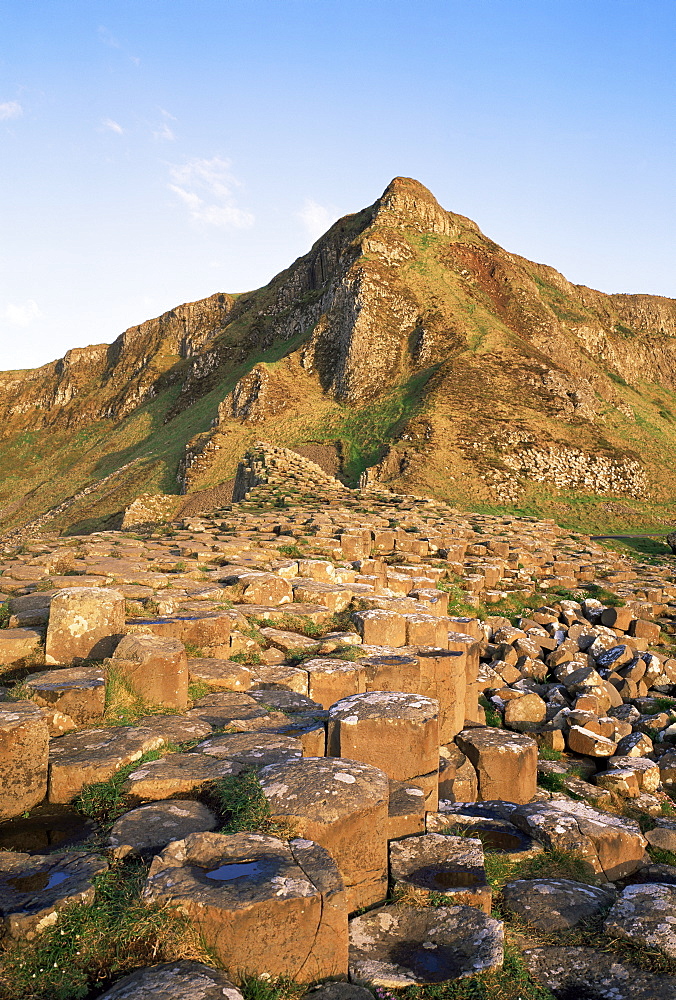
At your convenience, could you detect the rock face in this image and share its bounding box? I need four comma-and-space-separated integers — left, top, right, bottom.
4, 178, 676, 536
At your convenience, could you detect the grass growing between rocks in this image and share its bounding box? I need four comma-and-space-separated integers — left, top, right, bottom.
0, 859, 211, 1000
212, 769, 295, 838
104, 666, 178, 726
74, 749, 165, 827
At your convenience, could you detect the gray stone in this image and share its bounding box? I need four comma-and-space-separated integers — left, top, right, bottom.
604, 883, 676, 958
389, 832, 491, 913
96, 961, 244, 1000
645, 820, 676, 852
348, 903, 503, 986
107, 800, 218, 859
122, 753, 244, 801
511, 799, 647, 879
196, 732, 303, 769
0, 849, 108, 939
522, 945, 676, 999
502, 878, 616, 930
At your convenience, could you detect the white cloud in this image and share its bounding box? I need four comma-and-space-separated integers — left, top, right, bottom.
298, 198, 337, 240
168, 157, 254, 229
153, 122, 175, 141
3, 300, 42, 327
102, 118, 124, 135
0, 101, 22, 121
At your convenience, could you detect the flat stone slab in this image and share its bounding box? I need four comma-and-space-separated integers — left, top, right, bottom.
185, 692, 271, 729
0, 849, 108, 939
390, 833, 491, 913
107, 800, 218, 859
196, 732, 303, 768
123, 753, 244, 801
348, 903, 503, 986
604, 883, 676, 958
511, 799, 647, 880
502, 878, 616, 930
96, 961, 244, 1000
48, 725, 167, 802
248, 689, 324, 715
522, 945, 676, 1000
188, 658, 253, 691
143, 831, 347, 982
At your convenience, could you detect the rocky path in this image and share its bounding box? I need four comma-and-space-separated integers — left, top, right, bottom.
0, 444, 674, 999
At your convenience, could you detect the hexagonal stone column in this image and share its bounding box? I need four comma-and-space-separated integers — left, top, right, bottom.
389, 833, 492, 913
417, 649, 467, 742
348, 903, 504, 985
143, 831, 348, 981
259, 757, 389, 911
304, 658, 365, 709
328, 692, 439, 810
110, 633, 188, 709
45, 587, 125, 665
0, 702, 49, 820
360, 653, 420, 693
455, 728, 537, 804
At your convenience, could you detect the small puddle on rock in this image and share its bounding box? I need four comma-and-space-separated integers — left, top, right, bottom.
473, 828, 524, 852
430, 869, 482, 889
0, 804, 95, 854
205, 860, 264, 881
6, 870, 70, 893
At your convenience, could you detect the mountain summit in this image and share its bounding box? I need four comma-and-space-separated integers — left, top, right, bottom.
2, 177, 676, 536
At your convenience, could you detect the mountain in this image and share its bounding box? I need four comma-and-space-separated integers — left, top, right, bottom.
2, 176, 676, 537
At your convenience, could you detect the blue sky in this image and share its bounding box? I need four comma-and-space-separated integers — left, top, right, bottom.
2, 0, 676, 370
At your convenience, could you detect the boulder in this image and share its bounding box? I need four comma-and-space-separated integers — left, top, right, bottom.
502, 878, 616, 930
0, 701, 49, 819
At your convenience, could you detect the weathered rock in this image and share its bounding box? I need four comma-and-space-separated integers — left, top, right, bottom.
123, 753, 244, 801
328, 691, 439, 809
502, 878, 616, 930
348, 903, 503, 985
0, 701, 49, 819
645, 820, 676, 852
143, 832, 348, 981
188, 657, 253, 691
512, 799, 647, 880
522, 945, 676, 999
417, 649, 467, 742
426, 810, 543, 860
259, 757, 389, 911
96, 961, 244, 1000
45, 587, 124, 665
0, 627, 44, 667
48, 725, 166, 802
0, 849, 108, 939
604, 883, 676, 958
387, 779, 426, 839
24, 665, 105, 727
186, 691, 270, 730
455, 727, 537, 804
390, 832, 491, 913
196, 732, 303, 768
107, 800, 218, 859
110, 634, 188, 709
503, 692, 546, 732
